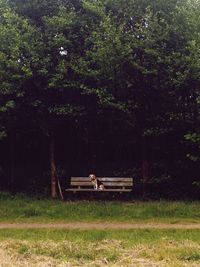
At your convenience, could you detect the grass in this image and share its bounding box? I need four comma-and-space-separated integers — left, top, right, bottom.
0, 192, 200, 223
1, 192, 200, 266
1, 228, 200, 243
0, 228, 200, 266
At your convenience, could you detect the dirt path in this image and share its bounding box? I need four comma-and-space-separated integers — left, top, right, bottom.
0, 222, 200, 230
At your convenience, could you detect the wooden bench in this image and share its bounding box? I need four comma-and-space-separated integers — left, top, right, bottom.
65, 177, 133, 193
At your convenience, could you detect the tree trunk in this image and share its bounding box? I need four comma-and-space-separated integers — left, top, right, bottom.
141, 135, 149, 197
9, 131, 15, 192
49, 129, 57, 198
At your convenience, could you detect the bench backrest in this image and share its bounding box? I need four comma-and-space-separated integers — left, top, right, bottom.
70, 177, 133, 190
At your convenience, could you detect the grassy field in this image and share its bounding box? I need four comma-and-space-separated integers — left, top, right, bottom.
0, 228, 200, 266
0, 193, 200, 223
1, 193, 200, 266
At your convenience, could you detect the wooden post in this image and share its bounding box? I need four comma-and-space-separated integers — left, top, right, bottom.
49, 129, 57, 199
58, 178, 64, 201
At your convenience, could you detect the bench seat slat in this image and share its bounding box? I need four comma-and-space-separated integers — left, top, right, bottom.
71, 182, 133, 186
71, 177, 133, 182
65, 188, 132, 192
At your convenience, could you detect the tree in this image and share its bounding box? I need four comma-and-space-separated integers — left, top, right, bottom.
6, 0, 109, 197
1, 0, 200, 198
0, 3, 37, 189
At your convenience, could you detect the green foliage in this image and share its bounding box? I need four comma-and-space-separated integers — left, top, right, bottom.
0, 0, 200, 197
185, 133, 200, 143
0, 127, 7, 140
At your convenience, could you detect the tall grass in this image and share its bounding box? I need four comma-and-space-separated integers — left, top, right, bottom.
0, 192, 200, 222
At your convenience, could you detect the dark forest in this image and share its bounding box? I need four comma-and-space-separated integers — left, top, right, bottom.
1, 0, 200, 199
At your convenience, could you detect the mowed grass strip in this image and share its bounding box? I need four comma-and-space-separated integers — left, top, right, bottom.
0, 229, 200, 267
0, 193, 200, 223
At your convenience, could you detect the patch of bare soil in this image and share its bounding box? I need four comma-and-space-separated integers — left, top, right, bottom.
0, 222, 200, 230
